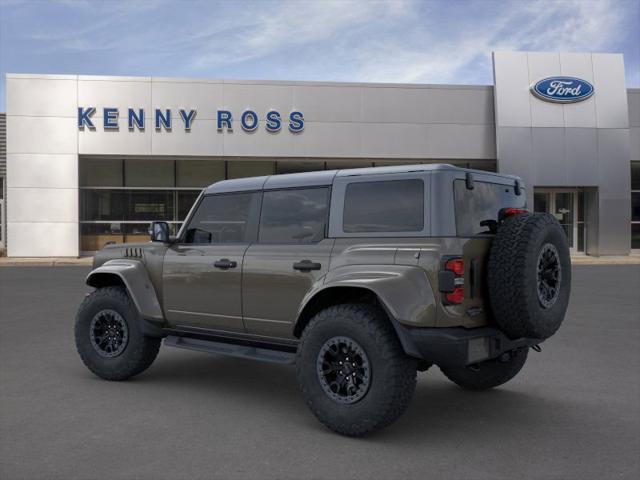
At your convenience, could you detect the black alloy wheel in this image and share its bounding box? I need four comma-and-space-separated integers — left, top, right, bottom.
89, 309, 129, 358
316, 336, 371, 404
536, 243, 561, 309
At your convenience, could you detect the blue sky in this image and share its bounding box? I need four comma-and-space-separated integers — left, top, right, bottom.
0, 0, 638, 111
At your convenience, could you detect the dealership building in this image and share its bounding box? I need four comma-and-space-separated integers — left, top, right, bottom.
1, 51, 639, 257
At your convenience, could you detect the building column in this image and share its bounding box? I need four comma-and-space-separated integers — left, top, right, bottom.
6, 74, 80, 257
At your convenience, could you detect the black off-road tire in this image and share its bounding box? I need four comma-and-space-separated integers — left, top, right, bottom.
75, 286, 161, 381
488, 213, 571, 340
440, 348, 528, 391
296, 304, 417, 437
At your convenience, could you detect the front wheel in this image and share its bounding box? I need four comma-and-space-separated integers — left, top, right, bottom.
75, 286, 161, 381
440, 348, 528, 391
296, 304, 417, 436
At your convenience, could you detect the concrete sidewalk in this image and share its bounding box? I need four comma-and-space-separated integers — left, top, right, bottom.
570, 254, 640, 265
0, 256, 94, 266
1, 254, 639, 267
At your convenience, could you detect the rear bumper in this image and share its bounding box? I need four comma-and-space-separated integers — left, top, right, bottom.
398, 325, 541, 367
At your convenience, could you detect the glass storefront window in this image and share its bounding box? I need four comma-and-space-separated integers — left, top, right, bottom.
80, 222, 183, 251
227, 160, 274, 179
81, 190, 127, 221
177, 191, 201, 220
80, 158, 123, 187
534, 189, 588, 252
631, 162, 640, 191
125, 159, 175, 187
80, 223, 125, 251
78, 157, 502, 251
534, 192, 549, 213
632, 224, 640, 249
276, 161, 325, 174
631, 192, 640, 222
127, 190, 174, 221
123, 223, 153, 244
176, 160, 225, 187
326, 160, 373, 170
632, 162, 640, 250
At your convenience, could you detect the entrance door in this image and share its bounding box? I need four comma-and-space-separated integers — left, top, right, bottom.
0, 199, 4, 250
534, 189, 581, 252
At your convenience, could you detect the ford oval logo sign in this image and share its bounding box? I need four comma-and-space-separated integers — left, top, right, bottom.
531, 76, 594, 103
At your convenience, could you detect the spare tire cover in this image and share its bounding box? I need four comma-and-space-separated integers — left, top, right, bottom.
487, 213, 571, 340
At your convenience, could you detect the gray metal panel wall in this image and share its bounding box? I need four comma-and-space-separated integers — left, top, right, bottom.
0, 113, 6, 177
493, 52, 631, 255
70, 76, 496, 160
629, 89, 640, 161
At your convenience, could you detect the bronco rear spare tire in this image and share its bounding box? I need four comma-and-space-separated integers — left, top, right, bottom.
488, 213, 571, 340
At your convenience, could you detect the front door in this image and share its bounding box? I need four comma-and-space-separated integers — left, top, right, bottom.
242, 187, 332, 339
534, 189, 581, 252
163, 191, 260, 332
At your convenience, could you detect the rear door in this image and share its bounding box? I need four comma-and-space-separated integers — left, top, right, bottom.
447, 178, 526, 323
163, 192, 260, 332
242, 187, 333, 339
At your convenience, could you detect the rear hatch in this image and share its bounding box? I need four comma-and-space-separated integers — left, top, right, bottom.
432, 175, 526, 327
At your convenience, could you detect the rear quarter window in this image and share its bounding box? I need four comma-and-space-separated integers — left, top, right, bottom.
343, 179, 424, 233
454, 180, 525, 236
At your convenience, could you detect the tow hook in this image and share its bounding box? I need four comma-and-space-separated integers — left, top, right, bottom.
531, 344, 542, 353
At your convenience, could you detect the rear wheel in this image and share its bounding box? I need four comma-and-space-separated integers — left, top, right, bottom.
75, 286, 161, 381
296, 304, 417, 437
440, 348, 528, 391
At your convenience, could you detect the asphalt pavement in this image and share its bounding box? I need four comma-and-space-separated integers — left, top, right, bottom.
1, 265, 639, 480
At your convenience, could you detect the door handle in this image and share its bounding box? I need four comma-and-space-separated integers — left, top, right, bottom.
214, 258, 237, 270
293, 260, 322, 272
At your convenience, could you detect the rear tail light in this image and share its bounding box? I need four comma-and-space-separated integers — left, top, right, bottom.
445, 287, 465, 305
445, 258, 465, 276
439, 256, 465, 305
499, 207, 529, 221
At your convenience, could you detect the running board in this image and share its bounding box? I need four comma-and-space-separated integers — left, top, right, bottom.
164, 335, 296, 365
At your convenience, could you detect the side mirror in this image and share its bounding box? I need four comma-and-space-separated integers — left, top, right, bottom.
149, 221, 170, 243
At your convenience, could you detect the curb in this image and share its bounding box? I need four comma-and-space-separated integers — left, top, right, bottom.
570, 256, 640, 265
0, 258, 94, 267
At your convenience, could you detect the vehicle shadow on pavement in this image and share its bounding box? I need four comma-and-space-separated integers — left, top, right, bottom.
380, 380, 574, 443
119, 349, 587, 444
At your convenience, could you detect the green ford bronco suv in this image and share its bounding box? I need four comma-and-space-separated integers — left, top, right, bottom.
75, 164, 571, 436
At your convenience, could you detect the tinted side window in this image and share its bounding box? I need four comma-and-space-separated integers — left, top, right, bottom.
259, 188, 329, 244
454, 180, 526, 236
343, 179, 424, 233
184, 192, 258, 244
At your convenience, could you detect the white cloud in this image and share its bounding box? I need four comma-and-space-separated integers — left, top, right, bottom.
2, 0, 637, 87
179, 0, 635, 85
349, 0, 631, 84
189, 0, 413, 69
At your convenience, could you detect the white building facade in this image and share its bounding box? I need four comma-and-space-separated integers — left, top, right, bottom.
3, 51, 639, 257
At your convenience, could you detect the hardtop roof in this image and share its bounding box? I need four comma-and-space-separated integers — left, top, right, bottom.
203, 163, 520, 194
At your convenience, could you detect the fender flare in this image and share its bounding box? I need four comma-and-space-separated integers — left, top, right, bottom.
294, 265, 437, 357
86, 259, 165, 335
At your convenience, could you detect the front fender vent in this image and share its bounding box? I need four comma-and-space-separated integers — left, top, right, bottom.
124, 247, 143, 259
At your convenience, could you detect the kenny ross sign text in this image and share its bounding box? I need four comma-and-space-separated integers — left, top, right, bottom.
78, 107, 304, 133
